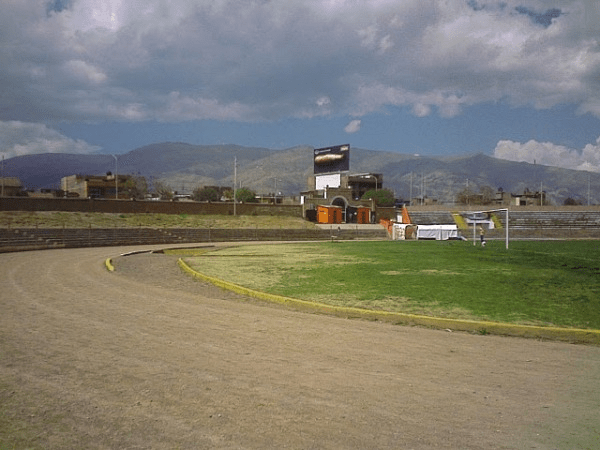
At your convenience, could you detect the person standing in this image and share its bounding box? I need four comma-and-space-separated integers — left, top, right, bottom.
478, 225, 486, 246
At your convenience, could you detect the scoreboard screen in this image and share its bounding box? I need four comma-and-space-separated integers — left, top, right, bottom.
313, 144, 350, 174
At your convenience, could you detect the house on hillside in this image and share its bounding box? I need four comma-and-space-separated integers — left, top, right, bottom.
0, 177, 24, 196
61, 173, 131, 199
511, 189, 545, 206
458, 188, 544, 207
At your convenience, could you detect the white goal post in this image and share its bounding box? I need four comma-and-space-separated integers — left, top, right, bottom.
465, 208, 509, 249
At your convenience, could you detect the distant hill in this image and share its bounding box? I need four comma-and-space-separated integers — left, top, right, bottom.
3, 143, 599, 205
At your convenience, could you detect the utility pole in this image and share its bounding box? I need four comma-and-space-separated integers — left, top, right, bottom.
112, 155, 118, 199
588, 175, 591, 206
233, 156, 237, 216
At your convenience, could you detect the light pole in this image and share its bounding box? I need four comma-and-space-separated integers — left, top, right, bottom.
1, 154, 4, 197
366, 174, 378, 191
112, 155, 118, 199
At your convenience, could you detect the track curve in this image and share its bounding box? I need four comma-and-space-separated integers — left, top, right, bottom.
1, 245, 599, 449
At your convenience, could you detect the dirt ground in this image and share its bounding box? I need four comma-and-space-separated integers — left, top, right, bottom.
1, 244, 599, 449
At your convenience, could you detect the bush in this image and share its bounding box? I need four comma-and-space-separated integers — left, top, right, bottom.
564, 197, 582, 206
235, 187, 258, 203
193, 187, 219, 202
361, 188, 395, 207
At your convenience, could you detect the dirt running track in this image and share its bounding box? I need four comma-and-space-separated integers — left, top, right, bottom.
1, 244, 600, 449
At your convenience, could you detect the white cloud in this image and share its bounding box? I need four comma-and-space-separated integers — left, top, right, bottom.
412, 104, 431, 118
1, 0, 600, 124
344, 119, 361, 134
64, 60, 107, 85
316, 96, 331, 107
0, 121, 101, 158
162, 91, 252, 121
494, 137, 600, 172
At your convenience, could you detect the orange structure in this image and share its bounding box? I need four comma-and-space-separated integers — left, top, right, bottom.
356, 207, 371, 224
317, 205, 343, 224
401, 206, 412, 224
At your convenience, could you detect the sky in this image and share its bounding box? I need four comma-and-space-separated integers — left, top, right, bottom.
1, 0, 600, 172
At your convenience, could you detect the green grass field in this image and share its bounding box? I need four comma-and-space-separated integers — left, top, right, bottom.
183, 239, 600, 329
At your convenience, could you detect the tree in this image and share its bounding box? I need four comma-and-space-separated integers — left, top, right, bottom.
564, 197, 582, 206
154, 181, 173, 200
456, 185, 495, 205
235, 187, 258, 203
193, 186, 219, 202
481, 186, 494, 204
123, 175, 148, 200
361, 188, 395, 207
456, 187, 472, 205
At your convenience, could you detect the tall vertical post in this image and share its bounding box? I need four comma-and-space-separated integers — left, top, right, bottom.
588, 175, 591, 206
505, 208, 509, 250
233, 156, 237, 216
112, 155, 118, 199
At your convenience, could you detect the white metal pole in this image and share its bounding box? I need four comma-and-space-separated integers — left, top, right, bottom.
505, 208, 509, 250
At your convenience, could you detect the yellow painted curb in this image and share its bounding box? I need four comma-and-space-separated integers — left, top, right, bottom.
178, 258, 600, 346
105, 258, 115, 272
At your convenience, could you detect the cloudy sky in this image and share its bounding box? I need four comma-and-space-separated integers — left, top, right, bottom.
1, 0, 600, 171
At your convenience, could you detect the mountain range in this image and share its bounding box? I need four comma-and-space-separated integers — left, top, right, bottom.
2, 143, 599, 205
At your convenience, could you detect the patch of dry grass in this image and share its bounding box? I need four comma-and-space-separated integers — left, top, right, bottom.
0, 211, 315, 229
184, 243, 360, 291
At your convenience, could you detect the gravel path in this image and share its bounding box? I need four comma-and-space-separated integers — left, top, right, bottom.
1, 244, 599, 449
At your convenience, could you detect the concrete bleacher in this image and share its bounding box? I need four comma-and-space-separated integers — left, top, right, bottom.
21, 228, 175, 248
2, 209, 597, 252
0, 229, 49, 251
505, 211, 600, 228
407, 211, 455, 225
502, 211, 600, 238
406, 209, 600, 239
0, 225, 389, 253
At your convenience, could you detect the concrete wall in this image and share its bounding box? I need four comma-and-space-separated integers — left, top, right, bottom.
0, 197, 304, 217
5, 196, 597, 221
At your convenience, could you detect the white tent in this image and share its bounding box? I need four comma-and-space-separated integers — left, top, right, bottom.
416, 224, 459, 240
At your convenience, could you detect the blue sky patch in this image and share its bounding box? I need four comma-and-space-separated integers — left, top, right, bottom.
515, 6, 563, 27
